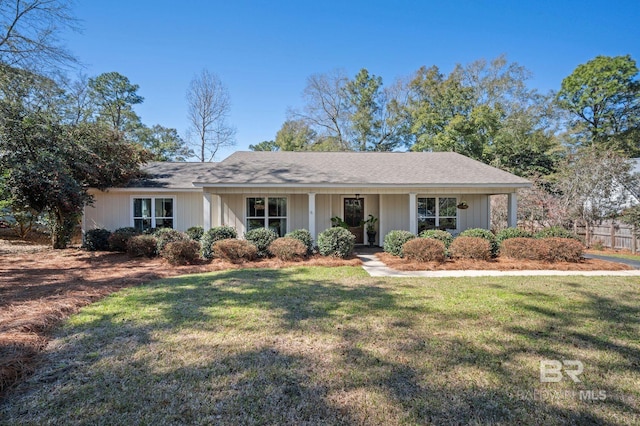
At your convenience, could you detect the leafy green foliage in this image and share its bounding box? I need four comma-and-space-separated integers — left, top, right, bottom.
285, 229, 314, 254
88, 71, 143, 131
419, 229, 454, 249
83, 228, 111, 251
268, 237, 307, 261
108, 227, 140, 252
244, 228, 278, 257
621, 205, 640, 237
459, 228, 499, 257
201, 226, 238, 259
317, 227, 355, 258
534, 226, 581, 241
128, 123, 192, 161
402, 238, 446, 262
495, 227, 533, 245
126, 235, 157, 257
160, 240, 201, 265
186, 226, 204, 241
249, 140, 279, 151
275, 120, 318, 151
556, 55, 640, 156
154, 228, 189, 253
383, 230, 415, 256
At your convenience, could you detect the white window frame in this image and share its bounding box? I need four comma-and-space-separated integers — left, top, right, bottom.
417, 196, 458, 232
130, 196, 177, 230
245, 196, 289, 237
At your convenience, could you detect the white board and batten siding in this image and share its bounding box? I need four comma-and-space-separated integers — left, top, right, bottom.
84, 190, 203, 232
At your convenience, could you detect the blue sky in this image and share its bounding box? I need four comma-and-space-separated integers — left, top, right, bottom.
64, 0, 640, 160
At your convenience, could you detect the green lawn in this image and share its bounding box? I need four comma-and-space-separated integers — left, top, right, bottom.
2, 267, 639, 425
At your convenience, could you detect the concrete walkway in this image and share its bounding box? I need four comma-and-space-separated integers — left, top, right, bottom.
356, 253, 640, 278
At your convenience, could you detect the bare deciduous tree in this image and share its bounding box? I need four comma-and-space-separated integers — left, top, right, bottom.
0, 0, 79, 69
186, 69, 235, 162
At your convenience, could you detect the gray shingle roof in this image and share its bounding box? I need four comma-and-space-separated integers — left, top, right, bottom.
193, 151, 531, 187
127, 152, 531, 189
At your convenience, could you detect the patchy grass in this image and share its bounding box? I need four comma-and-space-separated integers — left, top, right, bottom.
2, 267, 639, 425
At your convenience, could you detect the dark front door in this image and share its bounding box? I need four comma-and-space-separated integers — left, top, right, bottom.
344, 198, 364, 244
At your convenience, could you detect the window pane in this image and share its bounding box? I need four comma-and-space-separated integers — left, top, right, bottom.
247, 218, 264, 232
247, 197, 265, 217
439, 198, 457, 217
134, 198, 151, 218
418, 218, 436, 233
156, 218, 173, 229
439, 218, 457, 230
155, 198, 173, 218
268, 197, 287, 217
134, 218, 152, 232
268, 218, 287, 237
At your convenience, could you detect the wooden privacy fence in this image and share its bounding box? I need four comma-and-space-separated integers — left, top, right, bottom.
574, 221, 638, 253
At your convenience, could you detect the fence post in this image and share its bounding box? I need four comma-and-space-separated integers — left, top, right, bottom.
633, 225, 637, 254
611, 221, 616, 250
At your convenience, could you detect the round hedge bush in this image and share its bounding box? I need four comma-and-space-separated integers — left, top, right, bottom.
534, 226, 581, 241
383, 230, 416, 256
108, 227, 140, 252
84, 228, 111, 251
419, 229, 454, 249
268, 237, 307, 261
201, 226, 238, 259
126, 235, 157, 257
212, 238, 257, 263
450, 236, 491, 260
161, 240, 201, 265
317, 227, 355, 258
402, 238, 446, 262
186, 226, 204, 241
154, 228, 189, 253
244, 228, 279, 257
495, 227, 533, 245
285, 229, 314, 254
458, 228, 498, 257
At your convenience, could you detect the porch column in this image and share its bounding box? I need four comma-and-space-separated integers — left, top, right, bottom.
507, 192, 517, 228
409, 192, 417, 235
203, 192, 212, 230
308, 192, 316, 242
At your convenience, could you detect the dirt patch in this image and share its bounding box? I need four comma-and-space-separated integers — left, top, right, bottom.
0, 249, 360, 397
377, 252, 633, 271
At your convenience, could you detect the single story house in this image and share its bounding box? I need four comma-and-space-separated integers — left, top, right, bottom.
82, 151, 531, 245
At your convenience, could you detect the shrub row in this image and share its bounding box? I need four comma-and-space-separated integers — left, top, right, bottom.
500, 237, 584, 262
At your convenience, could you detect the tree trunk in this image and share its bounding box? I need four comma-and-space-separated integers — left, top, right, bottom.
49, 209, 80, 249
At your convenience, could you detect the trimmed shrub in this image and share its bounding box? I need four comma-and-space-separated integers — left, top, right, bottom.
402, 238, 446, 263
317, 227, 355, 258
186, 226, 204, 241
500, 237, 539, 260
201, 226, 238, 259
84, 228, 111, 251
161, 240, 200, 265
268, 237, 307, 261
496, 227, 533, 245
244, 228, 278, 257
285, 229, 314, 254
383, 230, 416, 256
450, 236, 491, 260
534, 226, 581, 241
108, 227, 140, 252
154, 228, 189, 253
419, 229, 454, 249
126, 235, 157, 257
500, 237, 584, 262
459, 228, 498, 257
541, 237, 584, 262
212, 238, 257, 263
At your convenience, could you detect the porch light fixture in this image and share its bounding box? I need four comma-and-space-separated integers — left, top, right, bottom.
456, 200, 469, 209
355, 194, 360, 200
